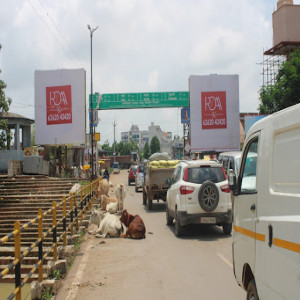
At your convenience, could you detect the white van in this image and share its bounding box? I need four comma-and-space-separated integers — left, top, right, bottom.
229, 103, 300, 300
218, 151, 242, 179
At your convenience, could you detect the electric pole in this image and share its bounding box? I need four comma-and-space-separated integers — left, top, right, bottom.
113, 121, 116, 162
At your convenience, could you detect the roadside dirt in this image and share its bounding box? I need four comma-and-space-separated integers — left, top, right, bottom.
55, 170, 245, 300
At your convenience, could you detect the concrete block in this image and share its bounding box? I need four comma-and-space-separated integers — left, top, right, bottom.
31, 281, 43, 300
31, 279, 62, 300
7, 160, 23, 176
79, 226, 87, 234
80, 220, 90, 228
43, 279, 62, 294
47, 259, 67, 278
58, 245, 75, 259
67, 234, 80, 245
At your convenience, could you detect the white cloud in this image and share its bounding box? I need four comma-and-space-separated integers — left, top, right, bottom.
147, 70, 159, 89
1, 0, 293, 144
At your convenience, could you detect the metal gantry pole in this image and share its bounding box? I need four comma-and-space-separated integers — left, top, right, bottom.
88, 25, 98, 180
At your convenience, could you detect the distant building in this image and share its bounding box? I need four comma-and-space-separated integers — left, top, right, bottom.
121, 122, 173, 156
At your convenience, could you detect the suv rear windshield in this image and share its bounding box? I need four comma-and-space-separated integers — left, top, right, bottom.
186, 167, 225, 184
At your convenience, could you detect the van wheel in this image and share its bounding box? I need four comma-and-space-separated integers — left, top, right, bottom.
198, 181, 219, 212
166, 206, 173, 226
247, 279, 259, 300
222, 223, 232, 235
174, 210, 183, 237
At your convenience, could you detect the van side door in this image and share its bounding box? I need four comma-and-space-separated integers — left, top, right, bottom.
233, 134, 259, 287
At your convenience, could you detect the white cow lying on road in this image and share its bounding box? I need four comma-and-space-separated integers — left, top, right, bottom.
69, 183, 81, 195
89, 209, 125, 238
100, 195, 118, 210
106, 201, 118, 214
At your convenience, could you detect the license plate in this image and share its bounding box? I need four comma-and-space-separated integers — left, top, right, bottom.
200, 217, 216, 224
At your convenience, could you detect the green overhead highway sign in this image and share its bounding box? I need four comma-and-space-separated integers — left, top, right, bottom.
89, 92, 189, 110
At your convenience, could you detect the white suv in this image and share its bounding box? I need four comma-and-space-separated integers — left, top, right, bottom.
166, 160, 232, 237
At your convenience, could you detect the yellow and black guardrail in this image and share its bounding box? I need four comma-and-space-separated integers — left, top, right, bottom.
0, 178, 100, 300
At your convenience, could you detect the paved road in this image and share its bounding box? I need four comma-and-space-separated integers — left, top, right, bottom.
55, 170, 245, 300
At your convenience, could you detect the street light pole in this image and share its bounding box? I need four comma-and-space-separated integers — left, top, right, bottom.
87, 24, 98, 180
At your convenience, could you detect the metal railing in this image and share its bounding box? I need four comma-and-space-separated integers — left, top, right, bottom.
0, 178, 100, 300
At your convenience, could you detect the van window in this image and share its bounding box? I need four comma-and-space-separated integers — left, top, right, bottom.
273, 127, 300, 194
240, 138, 258, 194
222, 159, 229, 174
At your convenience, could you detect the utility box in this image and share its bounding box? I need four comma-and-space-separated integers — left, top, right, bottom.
23, 157, 49, 175
7, 160, 23, 177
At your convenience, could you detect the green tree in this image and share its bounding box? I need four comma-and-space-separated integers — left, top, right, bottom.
150, 136, 160, 154
31, 124, 35, 145
101, 140, 113, 154
143, 142, 150, 159
259, 50, 300, 114
0, 44, 12, 150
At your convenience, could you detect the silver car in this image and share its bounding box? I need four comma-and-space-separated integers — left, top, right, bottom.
135, 165, 145, 192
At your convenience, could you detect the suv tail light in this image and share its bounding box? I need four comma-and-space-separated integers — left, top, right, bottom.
184, 168, 188, 181
179, 186, 195, 195
220, 184, 230, 193
222, 167, 227, 179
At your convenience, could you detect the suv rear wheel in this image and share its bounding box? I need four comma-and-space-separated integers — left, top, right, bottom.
166, 206, 173, 225
198, 181, 219, 212
222, 223, 232, 235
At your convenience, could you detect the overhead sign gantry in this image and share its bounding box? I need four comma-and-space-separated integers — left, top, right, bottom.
89, 91, 189, 110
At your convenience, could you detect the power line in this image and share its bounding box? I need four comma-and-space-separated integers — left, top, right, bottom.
27, 0, 79, 65
37, 0, 80, 63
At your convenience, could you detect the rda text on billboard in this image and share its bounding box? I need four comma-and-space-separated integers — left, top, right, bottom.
46, 85, 72, 125
201, 91, 227, 129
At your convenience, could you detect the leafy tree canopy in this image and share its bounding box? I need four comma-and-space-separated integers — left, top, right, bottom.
101, 140, 113, 154
150, 136, 160, 154
101, 139, 141, 156
0, 44, 12, 150
143, 142, 150, 159
259, 50, 300, 114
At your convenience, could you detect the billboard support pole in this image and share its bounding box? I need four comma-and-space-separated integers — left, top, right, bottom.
88, 24, 98, 179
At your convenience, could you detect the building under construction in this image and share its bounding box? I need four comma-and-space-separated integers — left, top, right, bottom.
262, 0, 300, 87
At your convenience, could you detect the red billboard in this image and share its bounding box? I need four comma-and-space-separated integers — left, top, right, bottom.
46, 85, 72, 125
201, 91, 227, 129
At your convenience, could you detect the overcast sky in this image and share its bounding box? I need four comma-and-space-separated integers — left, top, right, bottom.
1, 0, 298, 145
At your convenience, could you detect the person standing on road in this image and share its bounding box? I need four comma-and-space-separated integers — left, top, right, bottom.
103, 168, 110, 181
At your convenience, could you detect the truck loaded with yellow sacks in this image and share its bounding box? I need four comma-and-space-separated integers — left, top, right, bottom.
142, 156, 180, 210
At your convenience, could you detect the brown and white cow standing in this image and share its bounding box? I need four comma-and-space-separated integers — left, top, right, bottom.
115, 183, 126, 213
95, 178, 109, 201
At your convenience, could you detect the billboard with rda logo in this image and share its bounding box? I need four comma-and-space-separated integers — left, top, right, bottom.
189, 75, 240, 152
35, 69, 86, 145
